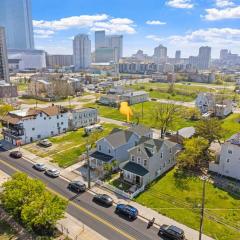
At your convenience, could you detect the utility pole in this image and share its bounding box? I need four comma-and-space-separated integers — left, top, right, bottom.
86, 144, 91, 189
199, 176, 207, 240
142, 102, 144, 120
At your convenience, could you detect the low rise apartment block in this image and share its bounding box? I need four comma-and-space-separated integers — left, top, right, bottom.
1, 105, 68, 145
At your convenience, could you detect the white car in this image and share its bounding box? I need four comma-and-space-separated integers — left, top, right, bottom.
45, 169, 60, 178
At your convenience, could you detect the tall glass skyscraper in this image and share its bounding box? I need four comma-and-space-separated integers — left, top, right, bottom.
0, 0, 34, 49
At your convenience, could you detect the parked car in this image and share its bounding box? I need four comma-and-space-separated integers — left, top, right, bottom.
9, 151, 22, 158
45, 169, 60, 177
115, 204, 138, 219
38, 139, 52, 147
93, 194, 113, 206
151, 98, 158, 101
68, 181, 86, 193
33, 163, 47, 171
158, 224, 185, 240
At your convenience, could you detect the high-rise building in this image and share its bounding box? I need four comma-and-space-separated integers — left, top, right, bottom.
198, 46, 211, 70
106, 35, 123, 61
0, 0, 34, 49
46, 54, 73, 67
0, 26, 9, 82
95, 48, 115, 63
73, 34, 91, 70
175, 50, 181, 62
95, 31, 106, 49
153, 45, 167, 64
220, 49, 229, 60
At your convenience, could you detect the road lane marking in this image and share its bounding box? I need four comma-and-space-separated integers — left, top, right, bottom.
0, 159, 136, 240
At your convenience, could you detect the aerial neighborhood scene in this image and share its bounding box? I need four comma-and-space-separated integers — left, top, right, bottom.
0, 0, 240, 240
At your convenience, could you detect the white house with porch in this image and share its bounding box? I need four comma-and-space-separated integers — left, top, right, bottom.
122, 137, 178, 186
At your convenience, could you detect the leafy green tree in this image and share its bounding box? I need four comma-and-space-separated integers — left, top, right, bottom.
0, 104, 14, 118
177, 137, 209, 169
154, 103, 181, 138
21, 191, 66, 232
0, 173, 67, 233
195, 118, 225, 145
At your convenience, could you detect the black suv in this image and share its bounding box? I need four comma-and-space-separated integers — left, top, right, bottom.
159, 224, 185, 240
93, 194, 113, 206
68, 181, 86, 193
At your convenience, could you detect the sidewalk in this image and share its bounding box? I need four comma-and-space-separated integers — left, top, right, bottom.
91, 185, 213, 240
0, 168, 107, 240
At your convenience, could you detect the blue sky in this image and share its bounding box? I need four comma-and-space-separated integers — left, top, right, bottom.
32, 0, 240, 58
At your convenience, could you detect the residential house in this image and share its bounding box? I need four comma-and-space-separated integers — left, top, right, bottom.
122, 137, 178, 186
98, 94, 124, 107
195, 92, 232, 118
195, 92, 215, 114
121, 91, 149, 105
1, 105, 68, 145
68, 108, 98, 130
209, 133, 240, 180
168, 126, 195, 144
89, 125, 153, 168
28, 79, 54, 99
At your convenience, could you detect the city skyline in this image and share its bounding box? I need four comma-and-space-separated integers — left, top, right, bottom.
32, 0, 240, 58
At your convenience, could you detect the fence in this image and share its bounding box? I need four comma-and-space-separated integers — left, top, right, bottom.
96, 180, 145, 199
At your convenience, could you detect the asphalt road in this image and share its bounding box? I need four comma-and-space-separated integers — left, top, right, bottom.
0, 149, 163, 240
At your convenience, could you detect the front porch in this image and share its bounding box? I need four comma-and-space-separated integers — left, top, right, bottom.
89, 151, 114, 169
122, 161, 149, 187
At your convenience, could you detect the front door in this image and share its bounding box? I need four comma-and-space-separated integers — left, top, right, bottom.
136, 175, 140, 185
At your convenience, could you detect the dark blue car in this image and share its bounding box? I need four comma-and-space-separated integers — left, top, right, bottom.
115, 204, 138, 220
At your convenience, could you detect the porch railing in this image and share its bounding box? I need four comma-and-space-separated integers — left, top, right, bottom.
95, 180, 145, 200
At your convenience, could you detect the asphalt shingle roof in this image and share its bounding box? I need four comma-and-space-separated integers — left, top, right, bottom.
90, 151, 113, 163
123, 161, 149, 176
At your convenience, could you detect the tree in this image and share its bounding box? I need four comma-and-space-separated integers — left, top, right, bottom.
0, 173, 67, 234
177, 137, 209, 169
133, 110, 141, 124
154, 103, 181, 138
185, 108, 201, 121
195, 118, 225, 145
0, 104, 14, 118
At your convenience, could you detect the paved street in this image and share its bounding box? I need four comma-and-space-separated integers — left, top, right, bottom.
0, 149, 161, 240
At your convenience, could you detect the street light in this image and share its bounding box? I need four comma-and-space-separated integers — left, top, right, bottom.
86, 144, 91, 189
199, 175, 208, 240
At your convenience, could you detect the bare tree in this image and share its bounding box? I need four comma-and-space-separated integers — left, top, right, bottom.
154, 103, 181, 139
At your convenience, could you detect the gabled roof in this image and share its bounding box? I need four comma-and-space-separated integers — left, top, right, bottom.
104, 129, 134, 148
128, 124, 152, 137
129, 137, 177, 159
122, 161, 149, 176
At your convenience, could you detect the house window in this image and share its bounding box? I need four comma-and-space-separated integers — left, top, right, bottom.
108, 149, 111, 154
138, 148, 141, 153
227, 159, 230, 163
160, 152, 163, 158
44, 117, 46, 120
49, 117, 51, 120
40, 113, 42, 117
32, 128, 35, 131
37, 135, 41, 139
137, 157, 141, 164
131, 155, 135, 161
61, 114, 63, 117
99, 145, 101, 151
144, 160, 147, 166
57, 123, 60, 127
228, 150, 232, 154
170, 148, 172, 153
61, 122, 63, 125
57, 116, 59, 119
51, 131, 54, 135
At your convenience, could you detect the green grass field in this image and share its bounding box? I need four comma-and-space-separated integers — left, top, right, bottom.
24, 123, 122, 168
135, 169, 240, 240
221, 114, 240, 139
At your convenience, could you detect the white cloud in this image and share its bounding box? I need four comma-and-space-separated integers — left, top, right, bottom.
166, 0, 194, 9
34, 29, 55, 38
33, 14, 136, 35
146, 20, 166, 25
146, 35, 163, 42
167, 28, 240, 47
204, 5, 240, 20
215, 0, 235, 8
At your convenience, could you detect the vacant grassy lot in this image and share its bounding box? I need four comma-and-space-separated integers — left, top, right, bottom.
0, 220, 17, 240
135, 169, 240, 240
221, 114, 240, 139
23, 123, 122, 168
85, 102, 198, 131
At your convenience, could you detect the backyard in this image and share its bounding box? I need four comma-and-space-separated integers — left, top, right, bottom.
135, 168, 240, 240
23, 123, 122, 168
